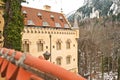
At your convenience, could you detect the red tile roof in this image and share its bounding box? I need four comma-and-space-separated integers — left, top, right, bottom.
22, 6, 70, 28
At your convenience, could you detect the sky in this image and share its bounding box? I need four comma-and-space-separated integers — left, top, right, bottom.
22, 0, 84, 15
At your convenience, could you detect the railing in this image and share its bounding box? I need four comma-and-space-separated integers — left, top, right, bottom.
0, 48, 86, 80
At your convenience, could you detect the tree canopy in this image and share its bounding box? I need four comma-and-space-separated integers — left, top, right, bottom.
3, 0, 24, 51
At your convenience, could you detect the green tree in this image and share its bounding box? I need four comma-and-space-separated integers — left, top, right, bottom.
3, 0, 24, 51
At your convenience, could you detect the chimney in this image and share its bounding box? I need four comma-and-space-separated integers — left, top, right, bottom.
43, 5, 51, 11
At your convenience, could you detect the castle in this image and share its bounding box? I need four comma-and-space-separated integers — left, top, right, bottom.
22, 5, 79, 73
0, 3, 79, 73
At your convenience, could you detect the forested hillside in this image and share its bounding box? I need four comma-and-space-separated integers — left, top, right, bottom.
67, 0, 120, 79
68, 0, 120, 23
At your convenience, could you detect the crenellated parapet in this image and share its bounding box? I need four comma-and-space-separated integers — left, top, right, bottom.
23, 26, 77, 36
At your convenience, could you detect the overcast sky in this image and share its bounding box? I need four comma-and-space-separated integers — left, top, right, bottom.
22, 0, 84, 15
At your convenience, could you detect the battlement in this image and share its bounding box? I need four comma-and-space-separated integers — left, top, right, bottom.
23, 26, 76, 35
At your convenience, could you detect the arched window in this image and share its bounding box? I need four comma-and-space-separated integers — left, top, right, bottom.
56, 57, 62, 65
22, 40, 30, 53
66, 39, 71, 49
37, 39, 45, 52
66, 41, 70, 49
56, 39, 62, 50
66, 56, 71, 64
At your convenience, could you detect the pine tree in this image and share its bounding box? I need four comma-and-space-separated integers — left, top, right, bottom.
3, 0, 24, 51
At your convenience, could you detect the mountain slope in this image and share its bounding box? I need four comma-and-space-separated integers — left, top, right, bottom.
68, 0, 120, 23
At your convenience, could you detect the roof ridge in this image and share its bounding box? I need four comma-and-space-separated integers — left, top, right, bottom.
22, 6, 62, 14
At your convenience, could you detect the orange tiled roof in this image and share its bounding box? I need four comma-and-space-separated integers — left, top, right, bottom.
22, 6, 70, 28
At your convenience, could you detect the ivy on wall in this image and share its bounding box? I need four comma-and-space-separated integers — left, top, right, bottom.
3, 0, 24, 51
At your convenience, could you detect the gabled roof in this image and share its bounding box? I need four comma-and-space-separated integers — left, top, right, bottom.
22, 6, 70, 28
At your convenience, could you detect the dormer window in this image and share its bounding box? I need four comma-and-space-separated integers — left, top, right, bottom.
27, 20, 35, 26
55, 23, 61, 27
23, 10, 27, 17
43, 21, 49, 26
64, 24, 69, 28
59, 16, 63, 20
23, 10, 27, 14
50, 15, 54, 19
37, 12, 42, 18
59, 16, 63, 22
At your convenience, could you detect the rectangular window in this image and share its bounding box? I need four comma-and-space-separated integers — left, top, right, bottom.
27, 20, 35, 25
56, 58, 61, 65
23, 43, 29, 52
55, 23, 61, 27
66, 42, 70, 49
64, 24, 69, 28
38, 43, 44, 52
56, 42, 61, 50
43, 21, 49, 26
66, 56, 71, 64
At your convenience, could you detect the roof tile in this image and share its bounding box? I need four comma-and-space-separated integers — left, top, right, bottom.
22, 6, 70, 28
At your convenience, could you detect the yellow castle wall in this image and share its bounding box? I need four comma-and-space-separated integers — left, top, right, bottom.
22, 27, 79, 73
